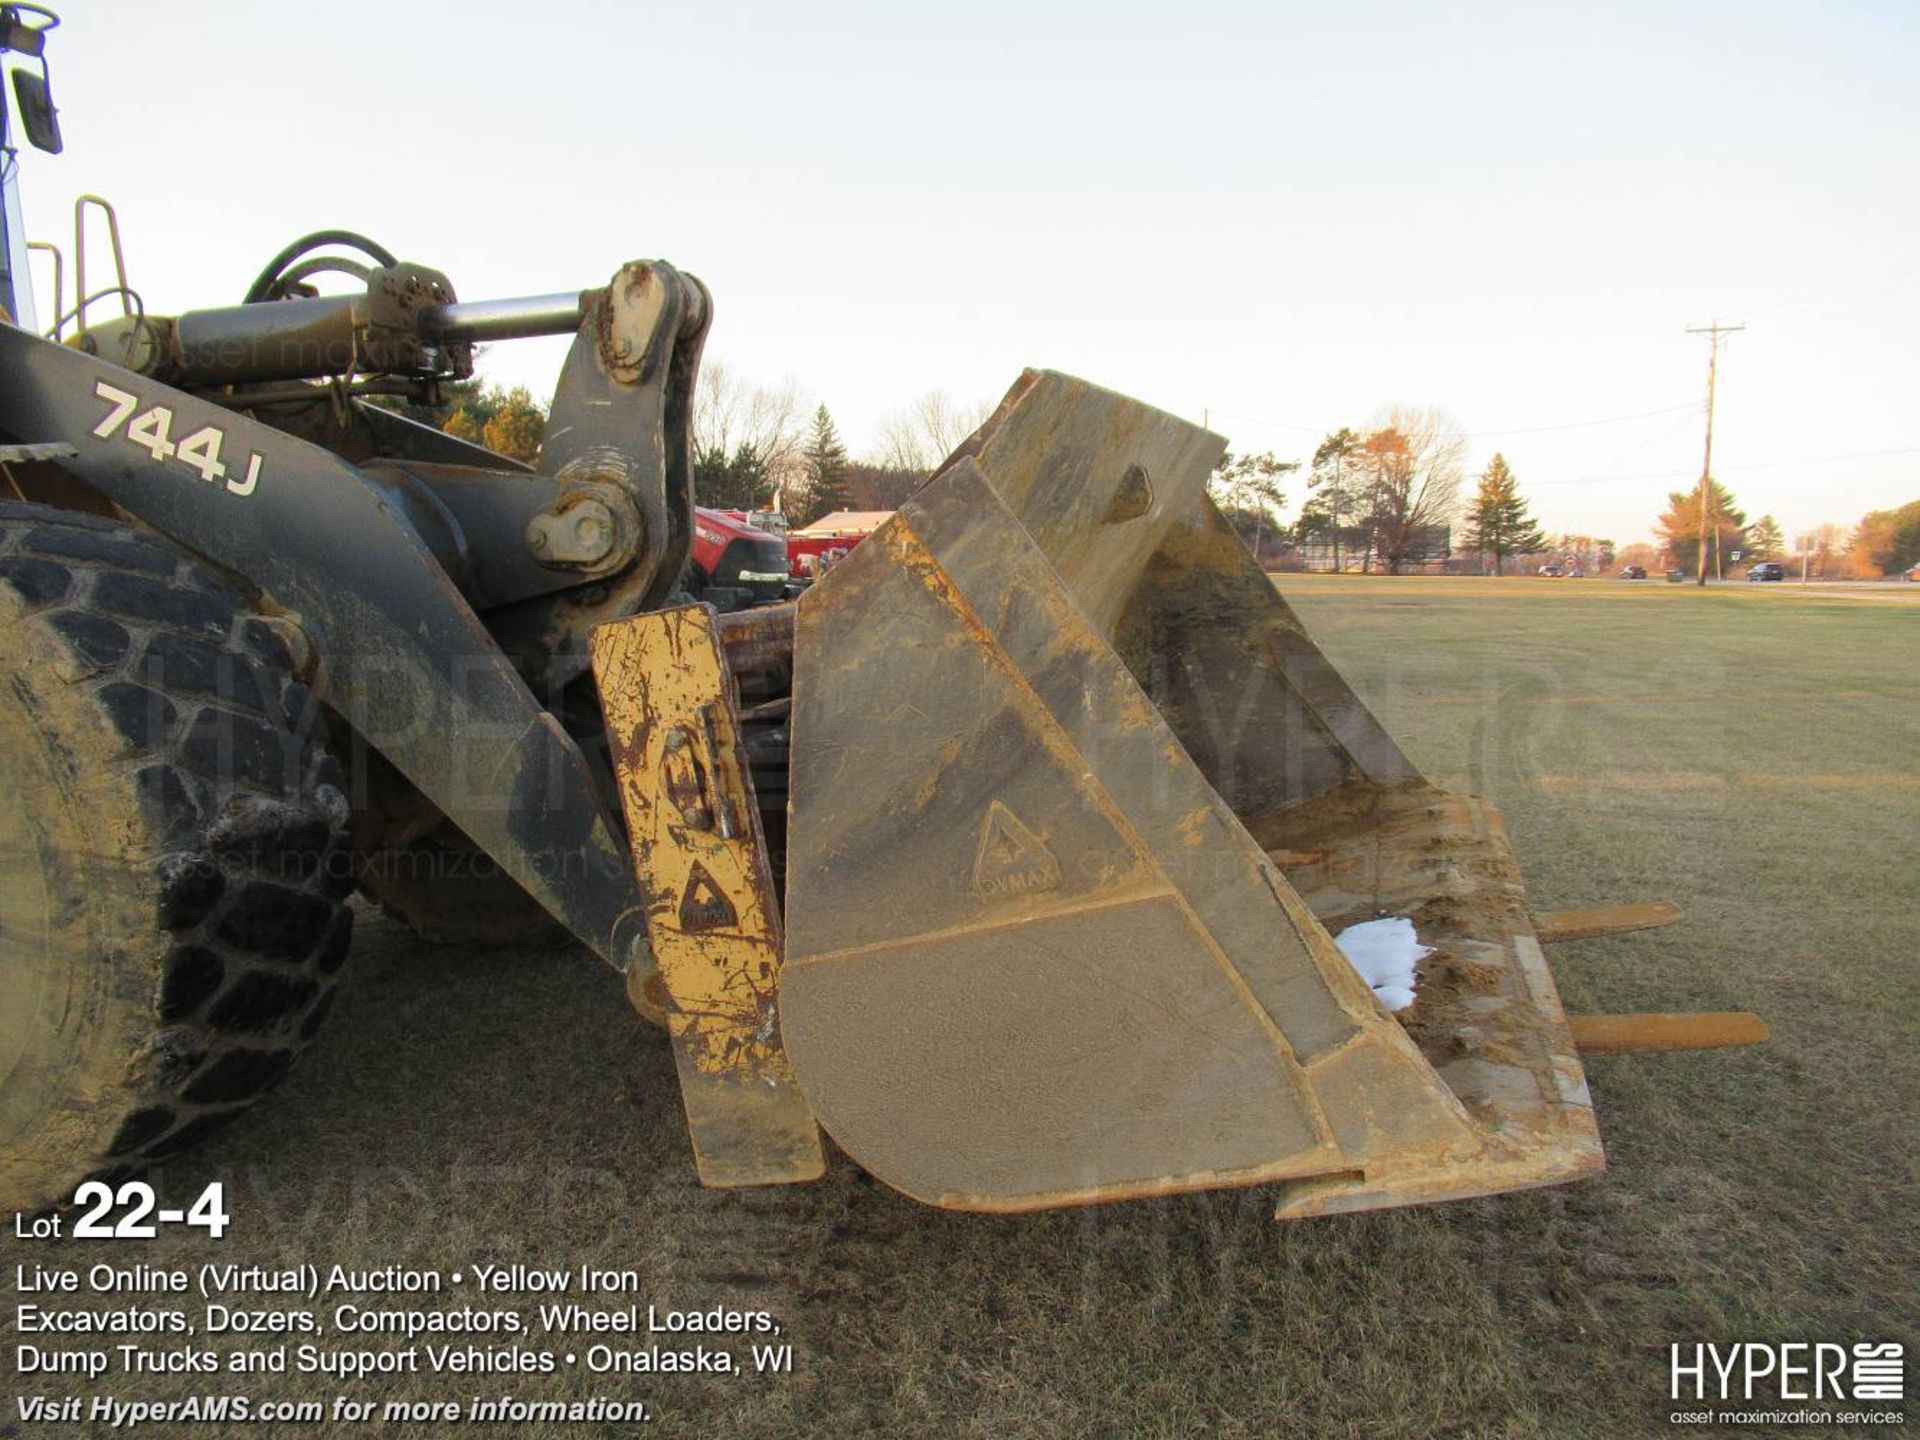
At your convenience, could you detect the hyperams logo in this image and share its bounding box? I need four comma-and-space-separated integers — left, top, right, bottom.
1668, 1342, 1905, 1428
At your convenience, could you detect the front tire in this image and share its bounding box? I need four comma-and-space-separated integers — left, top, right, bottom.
0, 502, 353, 1212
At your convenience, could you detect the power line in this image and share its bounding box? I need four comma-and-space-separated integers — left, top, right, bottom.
1202, 398, 1699, 443
1713, 443, 1920, 472
1199, 408, 1322, 435
1520, 409, 1704, 487
1764, 264, 1920, 320
1526, 443, 1920, 489
1471, 401, 1698, 437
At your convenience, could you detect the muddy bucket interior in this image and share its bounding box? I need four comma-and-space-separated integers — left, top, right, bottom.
767, 372, 1602, 1218
591, 371, 1751, 1218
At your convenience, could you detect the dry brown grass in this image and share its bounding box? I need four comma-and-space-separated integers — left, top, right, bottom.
9, 576, 1916, 1438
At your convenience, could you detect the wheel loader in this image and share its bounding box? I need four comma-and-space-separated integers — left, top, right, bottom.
0, 8, 1764, 1219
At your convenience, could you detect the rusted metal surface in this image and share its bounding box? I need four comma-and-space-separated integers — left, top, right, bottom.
948, 369, 1416, 825
1257, 784, 1605, 1217
1535, 901, 1686, 944
778, 372, 1626, 1219
486, 260, 711, 694
1567, 1011, 1768, 1054
715, 601, 795, 674
590, 605, 824, 1188
783, 455, 1509, 1213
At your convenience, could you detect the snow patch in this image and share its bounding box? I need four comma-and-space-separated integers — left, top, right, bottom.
1333, 917, 1432, 1013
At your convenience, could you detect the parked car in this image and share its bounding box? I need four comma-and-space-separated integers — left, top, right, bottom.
1748, 562, 1786, 582
1538, 563, 1565, 577
1617, 565, 1648, 579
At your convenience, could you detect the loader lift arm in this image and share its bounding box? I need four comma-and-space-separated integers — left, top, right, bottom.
0, 258, 712, 980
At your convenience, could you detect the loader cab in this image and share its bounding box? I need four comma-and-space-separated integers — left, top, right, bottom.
0, 3, 61, 332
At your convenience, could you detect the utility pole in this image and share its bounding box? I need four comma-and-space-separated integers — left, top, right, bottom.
1685, 323, 1745, 587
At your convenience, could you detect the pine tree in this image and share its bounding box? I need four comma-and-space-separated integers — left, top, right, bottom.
1463, 454, 1546, 575
694, 441, 775, 510
794, 405, 850, 526
1209, 450, 1297, 561
441, 383, 547, 464
1746, 514, 1784, 562
479, 387, 546, 464
1297, 428, 1361, 570
1654, 480, 1747, 578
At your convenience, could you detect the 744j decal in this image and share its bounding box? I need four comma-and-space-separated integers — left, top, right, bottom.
92, 379, 262, 497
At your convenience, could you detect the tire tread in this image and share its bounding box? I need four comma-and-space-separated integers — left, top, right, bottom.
0, 501, 351, 1188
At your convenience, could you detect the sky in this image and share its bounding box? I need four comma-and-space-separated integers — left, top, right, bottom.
14, 0, 1919, 545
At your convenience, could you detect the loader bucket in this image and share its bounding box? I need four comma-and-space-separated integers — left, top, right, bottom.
776, 371, 1606, 1217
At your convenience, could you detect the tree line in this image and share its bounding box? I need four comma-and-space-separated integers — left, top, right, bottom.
689, 364, 989, 526
382, 370, 989, 529
1200, 419, 1914, 581
412, 383, 1554, 572
1215, 408, 1562, 576
1649, 483, 1919, 579
401, 378, 1919, 580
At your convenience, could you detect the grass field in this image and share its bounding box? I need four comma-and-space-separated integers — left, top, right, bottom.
14, 577, 1918, 1439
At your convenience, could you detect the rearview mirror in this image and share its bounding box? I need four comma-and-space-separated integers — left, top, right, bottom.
11, 66, 60, 153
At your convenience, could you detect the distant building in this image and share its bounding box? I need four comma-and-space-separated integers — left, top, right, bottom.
1297, 524, 1451, 573
792, 510, 893, 538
